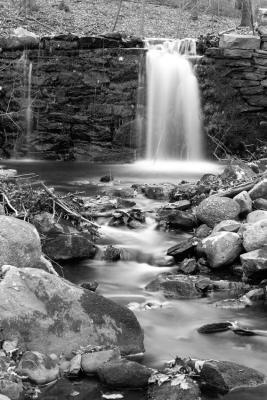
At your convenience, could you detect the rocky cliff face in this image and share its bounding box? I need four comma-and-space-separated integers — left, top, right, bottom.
0, 34, 144, 160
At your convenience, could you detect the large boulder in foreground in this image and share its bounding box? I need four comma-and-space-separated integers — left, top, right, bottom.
0, 216, 42, 268
198, 232, 242, 268
0, 265, 144, 356
199, 360, 265, 394
240, 247, 267, 281
196, 196, 240, 227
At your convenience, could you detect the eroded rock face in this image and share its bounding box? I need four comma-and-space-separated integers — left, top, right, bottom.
198, 232, 242, 268
196, 196, 240, 228
0, 266, 144, 356
0, 216, 42, 269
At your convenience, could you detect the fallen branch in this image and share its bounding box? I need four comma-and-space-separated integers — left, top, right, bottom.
1, 193, 19, 216
216, 175, 262, 198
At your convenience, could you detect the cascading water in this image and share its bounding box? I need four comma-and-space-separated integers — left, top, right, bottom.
145, 38, 203, 161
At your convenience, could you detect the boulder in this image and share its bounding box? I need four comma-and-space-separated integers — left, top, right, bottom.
0, 380, 22, 400
81, 348, 120, 375
17, 351, 59, 384
196, 196, 240, 227
233, 191, 252, 215
247, 210, 267, 223
167, 238, 196, 260
249, 179, 267, 200
0, 395, 12, 400
254, 198, 267, 210
240, 247, 267, 281
200, 360, 265, 394
195, 224, 212, 238
97, 359, 152, 388
0, 216, 42, 269
219, 34, 260, 50
220, 163, 256, 182
145, 273, 202, 299
198, 232, 242, 268
32, 212, 64, 234
212, 220, 241, 235
161, 210, 197, 230
0, 265, 144, 356
147, 375, 201, 400
242, 220, 267, 251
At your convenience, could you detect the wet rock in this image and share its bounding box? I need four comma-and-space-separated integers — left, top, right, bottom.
0, 216, 42, 269
196, 196, 240, 227
0, 265, 144, 356
100, 175, 113, 182
0, 380, 22, 400
198, 232, 242, 268
0, 395, 11, 400
247, 210, 267, 223
200, 360, 265, 394
117, 198, 136, 208
80, 281, 99, 292
170, 200, 191, 210
178, 258, 198, 274
253, 198, 267, 211
212, 220, 241, 235
142, 184, 175, 200
198, 322, 232, 334
103, 245, 121, 261
153, 254, 175, 267
147, 375, 201, 400
145, 273, 202, 299
233, 191, 252, 215
81, 348, 120, 375
220, 163, 256, 182
103, 187, 136, 199
215, 298, 248, 309
242, 220, 267, 251
249, 179, 267, 200
167, 238, 196, 260
195, 224, 212, 239
32, 212, 64, 234
17, 351, 60, 384
242, 288, 265, 303
240, 247, 267, 281
97, 359, 152, 388
69, 354, 81, 376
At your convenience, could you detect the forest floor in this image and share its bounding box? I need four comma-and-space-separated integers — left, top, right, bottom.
0, 0, 240, 39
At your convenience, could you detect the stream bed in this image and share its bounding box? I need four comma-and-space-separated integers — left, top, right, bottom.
3, 160, 267, 400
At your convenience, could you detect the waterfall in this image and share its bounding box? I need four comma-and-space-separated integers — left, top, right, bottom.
145, 38, 203, 161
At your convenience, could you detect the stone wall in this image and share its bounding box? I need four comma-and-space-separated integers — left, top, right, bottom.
0, 34, 144, 160
197, 33, 267, 159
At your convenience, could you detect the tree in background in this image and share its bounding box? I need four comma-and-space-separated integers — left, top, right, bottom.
240, 0, 252, 26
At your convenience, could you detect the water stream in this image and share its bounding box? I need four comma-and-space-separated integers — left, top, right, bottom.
3, 160, 267, 399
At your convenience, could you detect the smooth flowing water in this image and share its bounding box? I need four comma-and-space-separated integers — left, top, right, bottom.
2, 161, 267, 399
145, 38, 203, 161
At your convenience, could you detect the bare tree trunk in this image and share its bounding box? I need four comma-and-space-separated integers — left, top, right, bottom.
190, 0, 198, 20
240, 0, 251, 26
112, 0, 123, 32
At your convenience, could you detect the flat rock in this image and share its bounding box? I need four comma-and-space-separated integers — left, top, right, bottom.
157, 208, 197, 230
240, 247, 267, 281
0, 216, 42, 269
17, 351, 59, 384
212, 220, 241, 235
81, 348, 120, 375
97, 359, 152, 388
233, 191, 252, 215
219, 34, 260, 50
167, 238, 196, 260
198, 232, 242, 268
249, 179, 267, 200
242, 220, 267, 251
246, 210, 267, 223
200, 360, 265, 394
196, 196, 240, 227
0, 265, 144, 356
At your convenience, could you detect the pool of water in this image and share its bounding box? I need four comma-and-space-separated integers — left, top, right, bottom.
3, 160, 267, 399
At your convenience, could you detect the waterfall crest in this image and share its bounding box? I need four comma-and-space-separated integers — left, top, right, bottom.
145, 38, 203, 161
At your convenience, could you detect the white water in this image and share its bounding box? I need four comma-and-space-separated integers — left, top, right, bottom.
145, 38, 203, 161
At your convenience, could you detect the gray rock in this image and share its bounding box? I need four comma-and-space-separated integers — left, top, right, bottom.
219, 34, 260, 50
242, 220, 267, 251
0, 216, 42, 269
0, 265, 144, 356
242, 288, 265, 303
240, 247, 267, 281
196, 196, 240, 227
220, 163, 256, 182
0, 395, 12, 400
249, 179, 267, 200
200, 360, 265, 394
81, 348, 120, 375
212, 220, 241, 235
147, 375, 201, 400
198, 232, 242, 268
97, 359, 152, 388
32, 212, 64, 234
143, 184, 175, 200
145, 273, 202, 299
17, 351, 59, 384
0, 380, 22, 400
178, 258, 198, 274
167, 238, 196, 260
246, 210, 267, 223
233, 191, 252, 215
157, 208, 197, 230
254, 198, 267, 210
195, 224, 212, 239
